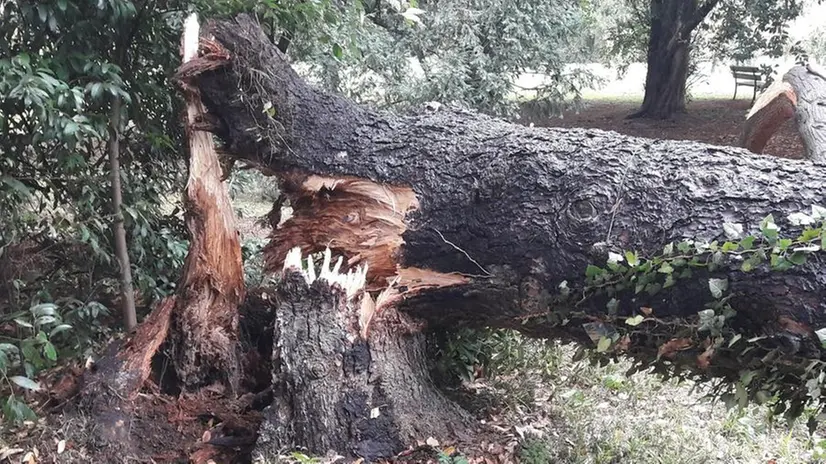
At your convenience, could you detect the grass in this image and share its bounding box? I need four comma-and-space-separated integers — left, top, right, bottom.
498, 342, 825, 464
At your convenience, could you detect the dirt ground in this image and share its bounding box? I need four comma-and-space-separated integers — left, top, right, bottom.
526, 99, 805, 160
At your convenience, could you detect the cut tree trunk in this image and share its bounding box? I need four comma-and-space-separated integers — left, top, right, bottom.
630, 0, 718, 119
175, 14, 826, 459
171, 13, 245, 393
741, 65, 826, 161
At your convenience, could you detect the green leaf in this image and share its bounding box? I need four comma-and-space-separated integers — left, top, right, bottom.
657, 262, 673, 274
1, 176, 31, 196
740, 236, 755, 250
677, 241, 691, 253
30, 303, 56, 317
812, 204, 826, 220
43, 342, 57, 362
624, 251, 638, 267
663, 274, 675, 288
332, 43, 344, 60
3, 396, 36, 424
721, 241, 738, 252
788, 251, 808, 265
625, 315, 644, 326
816, 328, 826, 348
606, 298, 619, 315
708, 278, 728, 299
662, 242, 674, 256
723, 222, 743, 239
50, 324, 72, 337
10, 376, 41, 391
778, 238, 793, 250
585, 265, 604, 278
596, 337, 611, 352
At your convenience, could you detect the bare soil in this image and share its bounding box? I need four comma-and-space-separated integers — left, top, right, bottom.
524, 99, 805, 160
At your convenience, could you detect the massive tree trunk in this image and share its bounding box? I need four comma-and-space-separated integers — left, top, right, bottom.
631, 0, 719, 119
173, 14, 826, 460
741, 64, 826, 161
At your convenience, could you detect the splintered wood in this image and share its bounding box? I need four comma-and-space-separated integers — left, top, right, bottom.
272, 173, 467, 338
173, 13, 244, 391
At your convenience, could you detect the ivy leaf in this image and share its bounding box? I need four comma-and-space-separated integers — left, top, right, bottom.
658, 262, 673, 274
596, 337, 611, 352
788, 251, 808, 265
606, 298, 619, 315
760, 215, 779, 241
739, 236, 755, 250
723, 222, 744, 240
624, 251, 638, 267
788, 212, 815, 226
625, 315, 644, 326
585, 265, 604, 278
708, 278, 728, 299
816, 328, 826, 348
10, 376, 41, 391
662, 242, 674, 256
677, 241, 692, 253
663, 274, 676, 288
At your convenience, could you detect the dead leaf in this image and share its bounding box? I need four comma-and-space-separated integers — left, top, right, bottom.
0, 448, 24, 460
23, 450, 36, 464
426, 437, 439, 447
657, 338, 693, 358
370, 407, 381, 419
696, 345, 715, 370
640, 306, 653, 316
57, 440, 65, 454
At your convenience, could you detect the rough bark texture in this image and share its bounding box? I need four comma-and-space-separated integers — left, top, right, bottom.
253, 269, 470, 462
631, 0, 718, 119
742, 65, 826, 161
175, 13, 826, 457
171, 15, 245, 392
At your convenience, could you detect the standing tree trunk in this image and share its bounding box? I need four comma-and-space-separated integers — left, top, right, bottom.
169, 14, 826, 460
107, 94, 137, 331
630, 0, 719, 119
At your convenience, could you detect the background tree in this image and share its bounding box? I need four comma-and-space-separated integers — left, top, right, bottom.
581, 0, 808, 119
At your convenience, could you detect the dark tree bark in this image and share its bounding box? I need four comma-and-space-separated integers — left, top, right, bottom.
254, 264, 470, 462
741, 65, 826, 161
631, 0, 719, 119
173, 14, 826, 460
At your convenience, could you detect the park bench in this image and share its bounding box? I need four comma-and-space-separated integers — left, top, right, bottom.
730, 65, 766, 103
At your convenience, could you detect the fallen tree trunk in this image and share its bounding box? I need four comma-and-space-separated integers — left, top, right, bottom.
740, 64, 826, 160
176, 14, 826, 460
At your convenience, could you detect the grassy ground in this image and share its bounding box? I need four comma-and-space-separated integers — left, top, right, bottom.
502, 343, 824, 463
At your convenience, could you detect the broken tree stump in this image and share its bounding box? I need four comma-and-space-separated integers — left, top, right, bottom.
253, 249, 470, 462
740, 64, 826, 159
